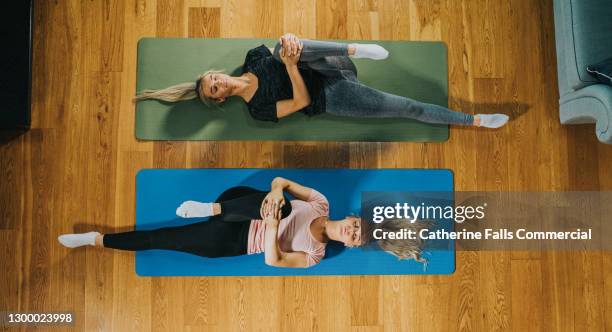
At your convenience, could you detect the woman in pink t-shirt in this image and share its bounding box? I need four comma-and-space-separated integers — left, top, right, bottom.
58, 177, 369, 268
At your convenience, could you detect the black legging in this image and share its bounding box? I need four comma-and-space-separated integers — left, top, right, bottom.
103, 186, 292, 258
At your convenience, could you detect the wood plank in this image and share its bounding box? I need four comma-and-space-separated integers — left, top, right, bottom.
478, 252, 511, 331
245, 277, 282, 330
440, 0, 477, 191
378, 0, 410, 40
283, 0, 317, 38
83, 70, 122, 331
510, 259, 543, 331
283, 143, 350, 168
604, 252, 612, 332
472, 80, 510, 192
570, 252, 605, 331
0, 135, 24, 230
347, 8, 376, 40
220, 0, 282, 38
463, 0, 504, 78
157, 0, 186, 37
453, 251, 483, 331
151, 277, 186, 331
81, 0, 125, 72
254, 0, 285, 38
110, 151, 152, 331
119, 0, 156, 152
350, 276, 380, 327
21, 129, 56, 315
408, 0, 442, 40
182, 277, 221, 330
153, 141, 188, 168
316, 0, 348, 39
188, 7, 220, 38
30, 0, 84, 129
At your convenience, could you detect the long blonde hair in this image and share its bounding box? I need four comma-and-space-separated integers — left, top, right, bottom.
133, 70, 224, 103
374, 218, 432, 264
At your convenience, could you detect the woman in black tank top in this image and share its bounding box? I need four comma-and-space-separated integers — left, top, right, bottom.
135, 33, 510, 129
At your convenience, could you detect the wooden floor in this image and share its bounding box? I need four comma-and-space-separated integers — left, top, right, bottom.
1, 0, 611, 331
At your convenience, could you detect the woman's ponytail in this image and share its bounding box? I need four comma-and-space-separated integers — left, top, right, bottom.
134, 82, 198, 102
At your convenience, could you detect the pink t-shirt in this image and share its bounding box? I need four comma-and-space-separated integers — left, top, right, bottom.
247, 189, 329, 267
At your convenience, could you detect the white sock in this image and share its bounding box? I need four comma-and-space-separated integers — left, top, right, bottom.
476, 114, 509, 128
58, 231, 100, 248
176, 200, 214, 218
350, 43, 389, 60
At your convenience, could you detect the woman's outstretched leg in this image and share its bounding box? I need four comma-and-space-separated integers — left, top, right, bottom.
101, 220, 249, 257
324, 80, 509, 127
59, 219, 250, 258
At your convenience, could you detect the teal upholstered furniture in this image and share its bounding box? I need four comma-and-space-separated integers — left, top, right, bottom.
553, 0, 612, 143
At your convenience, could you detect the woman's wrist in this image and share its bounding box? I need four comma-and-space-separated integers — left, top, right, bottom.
272, 188, 283, 197
271, 177, 287, 191
266, 223, 279, 231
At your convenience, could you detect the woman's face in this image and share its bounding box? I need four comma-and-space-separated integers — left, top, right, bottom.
337, 216, 362, 247
201, 73, 232, 102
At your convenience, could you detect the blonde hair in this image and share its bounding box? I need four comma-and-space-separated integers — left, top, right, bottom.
133, 70, 224, 103
373, 218, 432, 264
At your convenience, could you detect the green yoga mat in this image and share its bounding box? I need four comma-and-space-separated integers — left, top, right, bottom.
136, 38, 449, 141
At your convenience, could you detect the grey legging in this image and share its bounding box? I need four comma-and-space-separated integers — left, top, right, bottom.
273, 40, 473, 126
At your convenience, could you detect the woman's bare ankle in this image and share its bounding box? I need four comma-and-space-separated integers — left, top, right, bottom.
212, 203, 222, 215
95, 234, 104, 247
473, 115, 481, 127
348, 44, 356, 56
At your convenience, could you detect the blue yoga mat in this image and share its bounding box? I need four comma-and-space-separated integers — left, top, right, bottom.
135, 169, 455, 276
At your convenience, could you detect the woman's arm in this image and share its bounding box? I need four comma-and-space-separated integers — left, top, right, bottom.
276, 65, 311, 118
263, 202, 309, 268
264, 224, 308, 268
271, 177, 313, 201
276, 35, 311, 119
261, 176, 313, 218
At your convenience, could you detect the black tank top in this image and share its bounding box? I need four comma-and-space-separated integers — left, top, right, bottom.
241, 45, 326, 122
